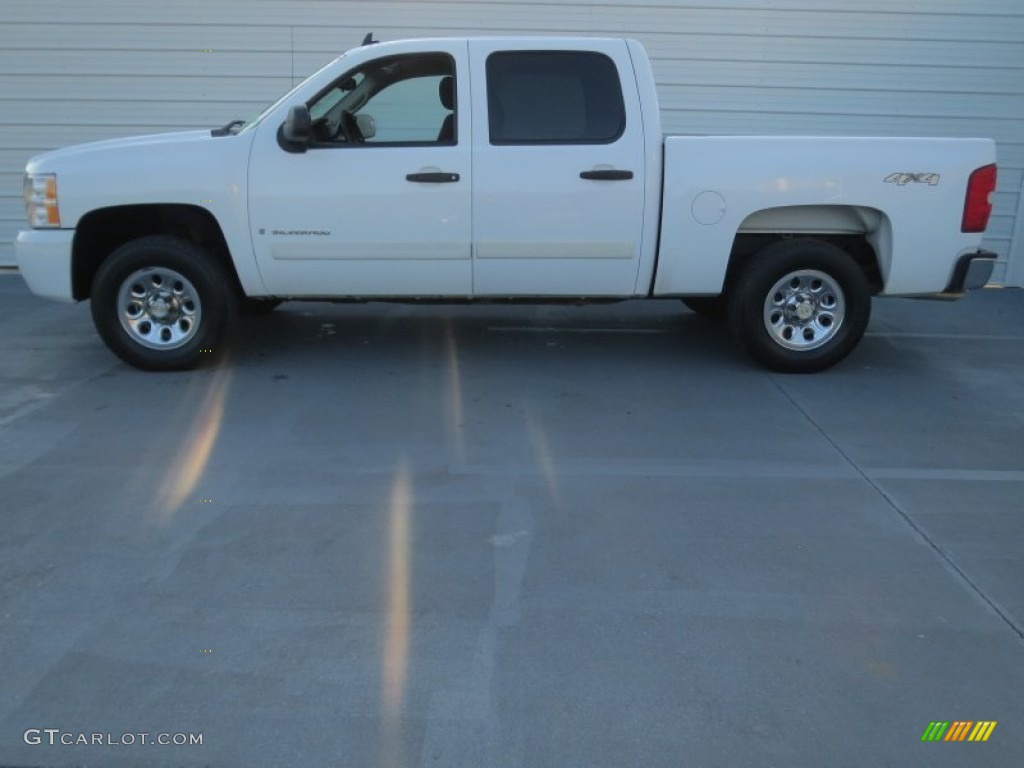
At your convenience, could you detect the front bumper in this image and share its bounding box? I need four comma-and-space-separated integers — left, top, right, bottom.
939, 249, 997, 298
14, 229, 75, 302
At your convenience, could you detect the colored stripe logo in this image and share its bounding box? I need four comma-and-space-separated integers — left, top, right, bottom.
921, 721, 997, 742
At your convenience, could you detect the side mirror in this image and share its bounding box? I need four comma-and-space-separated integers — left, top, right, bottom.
356, 113, 376, 140
281, 105, 311, 146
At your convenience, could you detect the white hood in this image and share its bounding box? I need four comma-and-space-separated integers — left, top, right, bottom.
27, 130, 219, 173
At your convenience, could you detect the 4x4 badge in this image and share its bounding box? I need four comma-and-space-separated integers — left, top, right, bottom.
885, 172, 941, 186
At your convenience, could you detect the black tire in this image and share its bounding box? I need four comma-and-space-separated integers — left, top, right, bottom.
681, 295, 728, 319
240, 298, 284, 315
727, 238, 871, 373
90, 235, 237, 371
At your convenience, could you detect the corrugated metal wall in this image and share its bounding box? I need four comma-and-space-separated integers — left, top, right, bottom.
1, 0, 1021, 284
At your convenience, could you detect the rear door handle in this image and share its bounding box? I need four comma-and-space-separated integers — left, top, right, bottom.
406, 172, 460, 183
580, 169, 634, 181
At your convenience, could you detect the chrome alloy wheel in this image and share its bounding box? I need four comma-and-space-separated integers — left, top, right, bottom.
117, 267, 202, 350
762, 269, 845, 351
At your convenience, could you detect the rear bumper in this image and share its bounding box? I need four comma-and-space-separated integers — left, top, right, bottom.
938, 249, 997, 298
14, 229, 75, 302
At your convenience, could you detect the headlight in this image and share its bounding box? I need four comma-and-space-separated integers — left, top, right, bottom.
24, 173, 60, 228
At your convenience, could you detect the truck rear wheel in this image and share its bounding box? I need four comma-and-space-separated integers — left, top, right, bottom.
728, 239, 871, 373
90, 235, 237, 371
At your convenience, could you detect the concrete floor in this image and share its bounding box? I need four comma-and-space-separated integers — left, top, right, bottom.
0, 274, 1022, 767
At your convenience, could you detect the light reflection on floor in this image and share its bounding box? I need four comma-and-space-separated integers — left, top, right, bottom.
380, 460, 412, 767
153, 364, 232, 521
444, 319, 466, 463
526, 406, 560, 506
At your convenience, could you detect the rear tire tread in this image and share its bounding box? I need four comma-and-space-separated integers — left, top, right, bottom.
727, 238, 871, 373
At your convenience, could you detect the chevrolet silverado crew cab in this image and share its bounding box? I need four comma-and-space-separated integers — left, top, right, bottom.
15, 36, 998, 373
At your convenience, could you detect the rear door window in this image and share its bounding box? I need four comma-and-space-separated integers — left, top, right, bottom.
485, 51, 625, 145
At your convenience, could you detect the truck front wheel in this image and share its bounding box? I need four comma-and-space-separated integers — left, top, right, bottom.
90, 235, 237, 371
728, 239, 871, 373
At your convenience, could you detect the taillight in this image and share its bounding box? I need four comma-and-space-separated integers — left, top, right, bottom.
962, 163, 997, 233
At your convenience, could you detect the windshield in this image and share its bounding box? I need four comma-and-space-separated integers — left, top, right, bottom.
238, 55, 347, 133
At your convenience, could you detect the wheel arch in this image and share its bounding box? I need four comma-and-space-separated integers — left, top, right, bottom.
724, 204, 892, 295
72, 204, 243, 300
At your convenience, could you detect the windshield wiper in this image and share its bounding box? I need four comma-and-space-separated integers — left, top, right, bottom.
211, 119, 245, 137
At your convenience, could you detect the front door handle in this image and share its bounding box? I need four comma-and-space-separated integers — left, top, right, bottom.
406, 172, 460, 183
580, 169, 634, 181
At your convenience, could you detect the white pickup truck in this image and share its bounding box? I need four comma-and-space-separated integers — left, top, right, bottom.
16, 36, 997, 372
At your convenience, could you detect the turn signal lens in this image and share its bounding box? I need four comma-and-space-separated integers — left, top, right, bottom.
962, 163, 996, 233
24, 173, 61, 228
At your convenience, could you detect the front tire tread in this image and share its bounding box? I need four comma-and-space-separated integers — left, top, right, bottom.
90, 235, 237, 371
